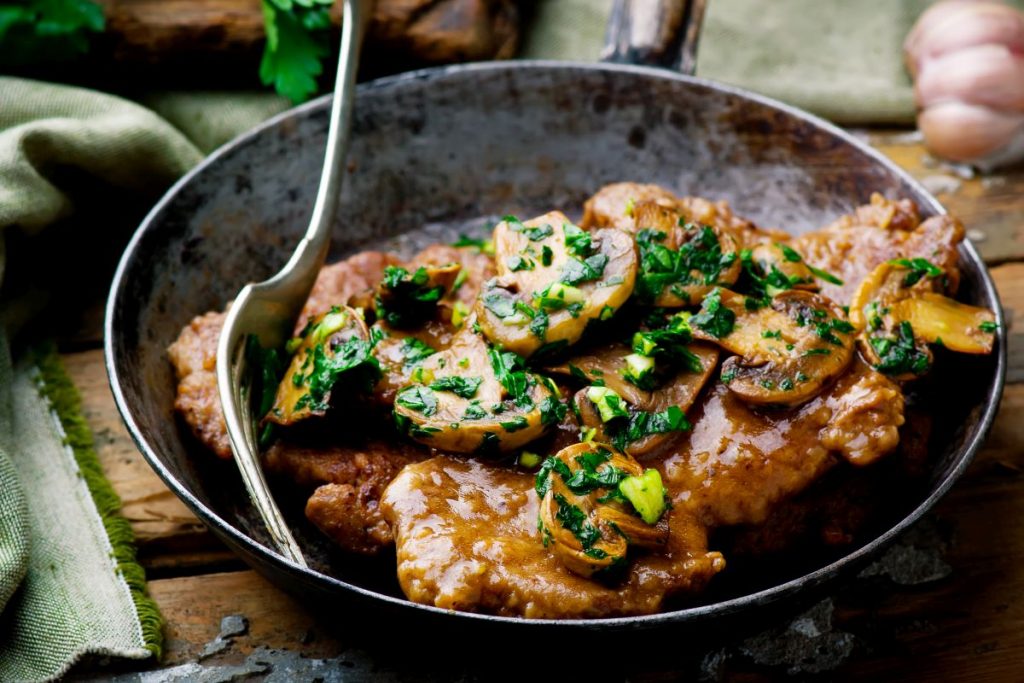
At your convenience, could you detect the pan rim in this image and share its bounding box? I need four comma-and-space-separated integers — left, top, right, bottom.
105, 59, 1007, 628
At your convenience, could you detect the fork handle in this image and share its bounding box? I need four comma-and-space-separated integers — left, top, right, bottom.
276, 0, 373, 284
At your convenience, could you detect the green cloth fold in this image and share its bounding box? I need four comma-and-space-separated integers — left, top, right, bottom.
520, 0, 976, 125
697, 0, 934, 124
0, 77, 208, 682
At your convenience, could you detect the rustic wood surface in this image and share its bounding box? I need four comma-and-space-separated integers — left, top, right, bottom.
19, 0, 519, 88
64, 131, 1024, 680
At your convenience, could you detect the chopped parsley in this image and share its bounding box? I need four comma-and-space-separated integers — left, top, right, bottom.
294, 336, 381, 412
481, 288, 518, 319
536, 456, 572, 498
870, 321, 931, 376
452, 234, 494, 255
506, 255, 535, 271
247, 335, 285, 421
540, 395, 568, 426
560, 254, 608, 285
563, 449, 628, 495
529, 308, 550, 339
776, 243, 843, 285
690, 288, 736, 339
400, 337, 436, 367
738, 249, 810, 302
634, 226, 736, 301
541, 245, 554, 267
535, 282, 585, 311
553, 493, 604, 556
429, 376, 482, 399
488, 347, 533, 407
395, 385, 438, 416
980, 321, 998, 333
377, 266, 446, 328
587, 386, 630, 422
563, 223, 592, 256
509, 217, 554, 242
500, 416, 530, 432
606, 405, 690, 452
463, 401, 487, 420
888, 257, 944, 287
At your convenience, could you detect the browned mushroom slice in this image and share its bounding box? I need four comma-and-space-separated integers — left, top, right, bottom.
475, 212, 637, 357
392, 324, 560, 453
849, 260, 946, 332
569, 344, 720, 456
690, 288, 856, 406
747, 243, 818, 291
266, 306, 379, 426
631, 203, 741, 307
369, 319, 457, 406
859, 295, 996, 380
887, 294, 996, 354
549, 342, 718, 455
374, 262, 461, 329
547, 342, 648, 405
408, 244, 496, 325
536, 442, 669, 578
581, 182, 680, 230
850, 261, 995, 380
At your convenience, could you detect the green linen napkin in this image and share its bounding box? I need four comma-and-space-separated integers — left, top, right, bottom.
698, 0, 934, 124
0, 77, 204, 682
521, 0, 1024, 125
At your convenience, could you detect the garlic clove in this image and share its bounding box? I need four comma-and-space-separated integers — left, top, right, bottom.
918, 101, 1024, 163
905, 2, 1024, 77
916, 43, 1024, 112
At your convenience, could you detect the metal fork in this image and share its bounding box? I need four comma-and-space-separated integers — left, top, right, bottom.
216, 0, 371, 566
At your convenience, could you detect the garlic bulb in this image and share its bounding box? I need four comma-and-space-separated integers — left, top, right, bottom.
905, 0, 1024, 170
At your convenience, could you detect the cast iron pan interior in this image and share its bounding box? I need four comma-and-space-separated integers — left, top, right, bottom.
105, 62, 1005, 636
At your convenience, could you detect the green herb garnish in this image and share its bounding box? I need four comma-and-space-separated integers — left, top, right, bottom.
429, 376, 482, 399
690, 288, 736, 339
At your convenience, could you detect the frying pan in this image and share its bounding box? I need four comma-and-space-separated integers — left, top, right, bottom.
104, 7, 1005, 644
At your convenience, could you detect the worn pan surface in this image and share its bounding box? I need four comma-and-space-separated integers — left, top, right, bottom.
105, 61, 1005, 637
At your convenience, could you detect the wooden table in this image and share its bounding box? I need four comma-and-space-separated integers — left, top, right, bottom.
65, 131, 1024, 681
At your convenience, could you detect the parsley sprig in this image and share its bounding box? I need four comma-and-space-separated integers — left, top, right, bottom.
0, 0, 104, 66
260, 0, 335, 104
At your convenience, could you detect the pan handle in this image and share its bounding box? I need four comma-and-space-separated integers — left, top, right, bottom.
601, 0, 707, 76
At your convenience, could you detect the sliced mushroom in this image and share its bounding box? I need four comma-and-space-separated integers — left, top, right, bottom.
391, 323, 560, 453
408, 244, 497, 321
266, 306, 378, 426
850, 261, 995, 379
475, 211, 637, 357
549, 341, 719, 455
631, 200, 741, 306
374, 262, 461, 329
581, 182, 680, 230
747, 242, 818, 291
370, 319, 457, 406
887, 294, 996, 354
849, 261, 945, 332
536, 442, 669, 578
690, 288, 856, 406
548, 342, 649, 406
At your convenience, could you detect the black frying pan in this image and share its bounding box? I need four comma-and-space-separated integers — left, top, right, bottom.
104, 4, 1004, 647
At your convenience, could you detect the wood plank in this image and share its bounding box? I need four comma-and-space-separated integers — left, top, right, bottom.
61, 349, 235, 575
869, 131, 1024, 265
24, 0, 519, 89
149, 570, 339, 665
